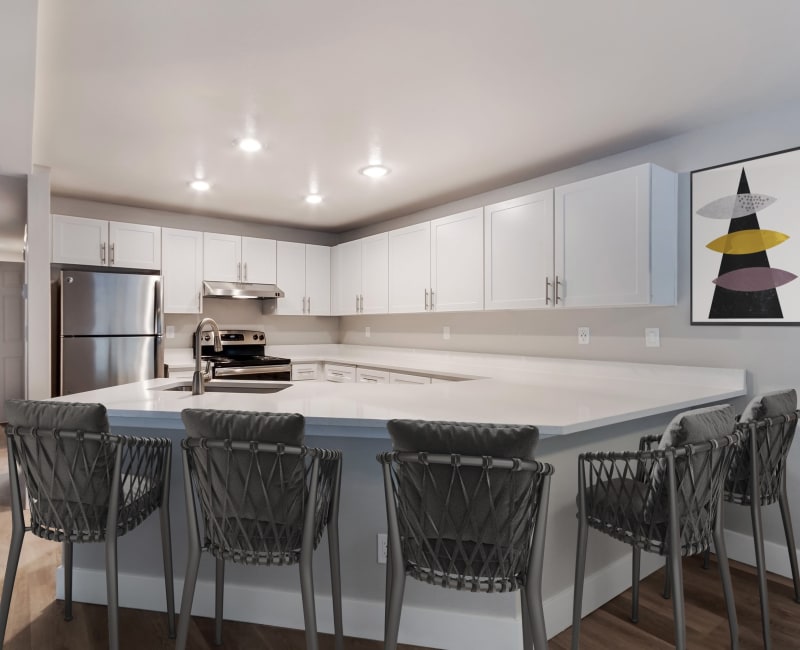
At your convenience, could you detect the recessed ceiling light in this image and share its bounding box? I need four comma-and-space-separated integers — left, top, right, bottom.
305, 193, 323, 205
189, 179, 211, 192
236, 137, 263, 153
360, 164, 391, 178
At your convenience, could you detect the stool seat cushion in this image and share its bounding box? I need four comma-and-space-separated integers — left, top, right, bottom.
6, 400, 108, 432
657, 404, 735, 450
388, 419, 538, 458
740, 389, 797, 423
182, 409, 304, 443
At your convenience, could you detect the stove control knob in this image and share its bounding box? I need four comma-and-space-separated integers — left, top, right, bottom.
259, 334, 265, 341
253, 334, 258, 340
203, 334, 211, 342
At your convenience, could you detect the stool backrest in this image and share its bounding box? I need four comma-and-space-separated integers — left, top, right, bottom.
4, 399, 116, 540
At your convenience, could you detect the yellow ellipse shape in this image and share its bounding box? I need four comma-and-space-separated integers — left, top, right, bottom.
706, 229, 789, 255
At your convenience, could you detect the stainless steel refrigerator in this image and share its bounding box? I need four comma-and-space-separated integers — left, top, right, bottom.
59, 270, 164, 395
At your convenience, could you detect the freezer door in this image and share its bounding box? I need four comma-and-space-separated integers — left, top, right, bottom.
61, 336, 156, 395
61, 270, 160, 336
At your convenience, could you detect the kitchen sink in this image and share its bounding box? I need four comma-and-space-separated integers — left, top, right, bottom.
158, 382, 290, 394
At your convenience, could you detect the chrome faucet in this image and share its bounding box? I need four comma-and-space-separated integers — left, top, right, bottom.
192, 318, 223, 395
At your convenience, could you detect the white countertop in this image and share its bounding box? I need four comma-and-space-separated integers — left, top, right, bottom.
64, 344, 748, 437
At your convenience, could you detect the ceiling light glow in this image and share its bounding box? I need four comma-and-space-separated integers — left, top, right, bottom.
237, 137, 263, 153
189, 179, 211, 192
360, 164, 390, 178
305, 193, 323, 205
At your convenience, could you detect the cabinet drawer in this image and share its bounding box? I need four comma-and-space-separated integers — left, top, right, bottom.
291, 363, 321, 381
324, 363, 356, 383
389, 372, 431, 385
356, 367, 390, 384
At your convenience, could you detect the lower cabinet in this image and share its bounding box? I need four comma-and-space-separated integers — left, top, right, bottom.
389, 372, 431, 385
291, 362, 321, 381
324, 363, 356, 383
356, 367, 390, 384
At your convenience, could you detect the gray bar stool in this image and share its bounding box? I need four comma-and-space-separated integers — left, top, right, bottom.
0, 399, 175, 650
378, 419, 554, 650
723, 389, 800, 649
571, 404, 741, 650
174, 409, 343, 650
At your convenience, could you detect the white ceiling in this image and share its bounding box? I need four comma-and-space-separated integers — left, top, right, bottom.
30, 0, 800, 232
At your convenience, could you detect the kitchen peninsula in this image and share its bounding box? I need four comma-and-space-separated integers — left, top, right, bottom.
53, 345, 746, 649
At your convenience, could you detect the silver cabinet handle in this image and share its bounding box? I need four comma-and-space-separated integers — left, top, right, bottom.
101, 242, 106, 263
237, 262, 241, 281
244, 262, 248, 282
197, 292, 201, 311
430, 288, 434, 310
360, 294, 364, 312
545, 277, 552, 305
355, 294, 359, 312
307, 296, 311, 313
302, 296, 306, 313
424, 288, 429, 311
555, 275, 562, 304
110, 242, 115, 265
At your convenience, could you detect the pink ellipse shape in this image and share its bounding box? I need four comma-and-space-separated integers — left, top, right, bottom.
712, 267, 797, 292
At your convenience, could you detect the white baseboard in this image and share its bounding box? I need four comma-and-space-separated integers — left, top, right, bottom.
57, 551, 662, 649
721, 527, 800, 580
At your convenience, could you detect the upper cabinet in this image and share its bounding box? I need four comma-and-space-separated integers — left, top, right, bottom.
276, 242, 331, 315
388, 208, 483, 313
484, 190, 554, 310
162, 228, 203, 313
203, 233, 277, 283
52, 215, 161, 270
554, 163, 677, 307
333, 234, 388, 315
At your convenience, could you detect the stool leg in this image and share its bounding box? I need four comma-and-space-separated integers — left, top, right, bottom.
214, 558, 224, 646
384, 552, 405, 650
159, 448, 176, 638
631, 547, 641, 623
714, 515, 739, 650
0, 513, 25, 650
105, 533, 119, 650
327, 520, 344, 650
521, 588, 532, 649
751, 495, 771, 649
571, 509, 588, 649
299, 548, 319, 650
668, 548, 686, 649
175, 450, 202, 650
778, 483, 800, 603
63, 541, 74, 622
662, 556, 672, 600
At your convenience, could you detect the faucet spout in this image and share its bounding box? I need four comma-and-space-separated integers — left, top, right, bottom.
192, 318, 222, 395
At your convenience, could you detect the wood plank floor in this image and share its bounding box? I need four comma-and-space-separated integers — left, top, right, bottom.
2, 436, 799, 648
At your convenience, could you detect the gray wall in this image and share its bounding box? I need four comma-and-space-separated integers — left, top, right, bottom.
338, 97, 800, 546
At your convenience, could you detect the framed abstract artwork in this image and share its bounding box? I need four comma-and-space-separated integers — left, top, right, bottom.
691, 146, 800, 324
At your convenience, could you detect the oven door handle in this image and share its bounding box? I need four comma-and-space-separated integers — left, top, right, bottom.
213, 365, 292, 377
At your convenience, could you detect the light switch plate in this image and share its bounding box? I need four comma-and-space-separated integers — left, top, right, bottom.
377, 533, 387, 564
645, 328, 660, 348
578, 327, 590, 344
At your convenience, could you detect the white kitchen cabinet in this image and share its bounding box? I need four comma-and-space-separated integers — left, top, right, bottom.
52, 215, 161, 271
162, 228, 203, 313
430, 208, 484, 311
484, 190, 554, 310
324, 363, 356, 383
554, 163, 677, 307
388, 208, 483, 314
389, 222, 430, 313
356, 367, 390, 383
241, 236, 277, 284
389, 372, 431, 385
276, 242, 331, 315
203, 232, 277, 284
333, 234, 388, 315
291, 362, 321, 381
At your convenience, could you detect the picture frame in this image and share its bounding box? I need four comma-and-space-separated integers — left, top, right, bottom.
691, 145, 800, 325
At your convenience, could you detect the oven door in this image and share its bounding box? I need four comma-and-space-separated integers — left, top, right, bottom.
212, 364, 292, 381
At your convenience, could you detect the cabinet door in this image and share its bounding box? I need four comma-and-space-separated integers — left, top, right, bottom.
108, 222, 161, 270
431, 208, 483, 311
276, 241, 306, 315
334, 239, 362, 315
203, 233, 241, 282
162, 228, 203, 313
388, 222, 430, 313
52, 215, 108, 266
241, 236, 277, 284
361, 233, 389, 313
554, 165, 651, 307
484, 190, 554, 310
305, 244, 331, 315
356, 367, 390, 383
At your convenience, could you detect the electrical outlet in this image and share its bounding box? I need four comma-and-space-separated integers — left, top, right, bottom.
365, 326, 371, 338
377, 533, 388, 564
578, 327, 590, 344
443, 326, 451, 340
166, 325, 175, 339
645, 327, 660, 348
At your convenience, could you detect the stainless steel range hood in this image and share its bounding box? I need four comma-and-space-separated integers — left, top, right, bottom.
203, 281, 285, 300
